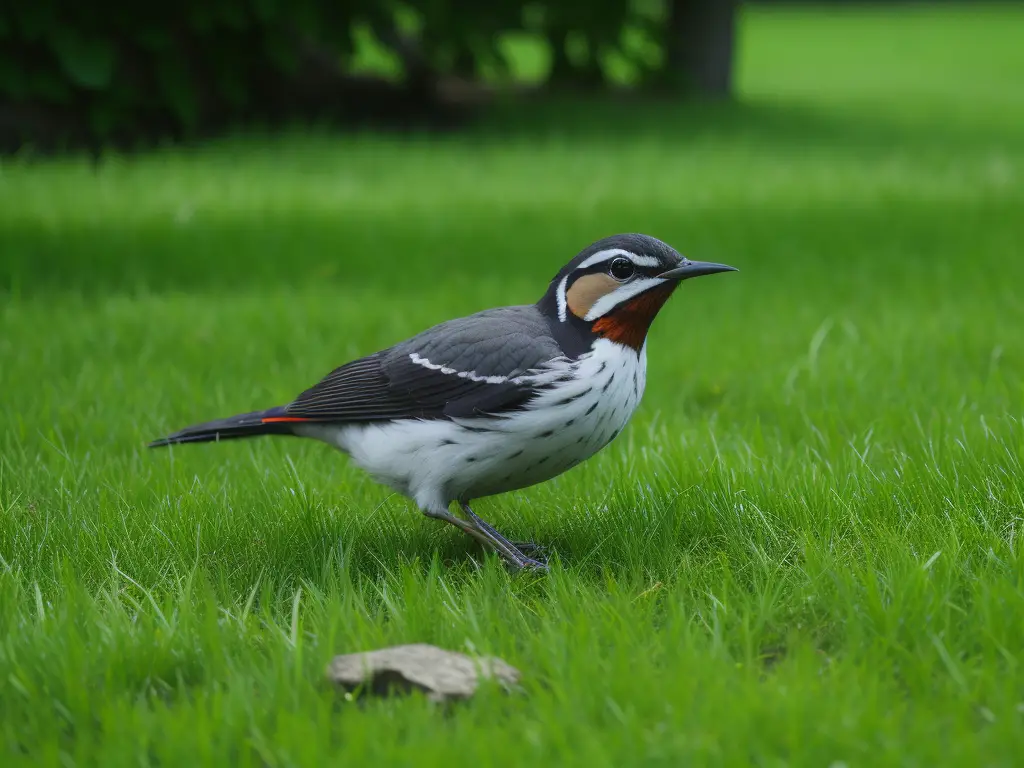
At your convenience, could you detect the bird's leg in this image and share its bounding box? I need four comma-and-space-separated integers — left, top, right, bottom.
422, 507, 496, 551
426, 505, 541, 570
458, 503, 544, 555
458, 502, 548, 571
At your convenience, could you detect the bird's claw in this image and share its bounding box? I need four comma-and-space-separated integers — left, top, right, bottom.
510, 540, 547, 557
509, 554, 549, 572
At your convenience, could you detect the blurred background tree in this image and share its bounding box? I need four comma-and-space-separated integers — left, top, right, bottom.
0, 0, 739, 151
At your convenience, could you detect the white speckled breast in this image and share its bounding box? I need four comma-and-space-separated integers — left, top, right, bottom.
300, 338, 647, 513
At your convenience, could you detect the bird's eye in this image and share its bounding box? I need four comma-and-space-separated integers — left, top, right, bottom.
608, 258, 635, 281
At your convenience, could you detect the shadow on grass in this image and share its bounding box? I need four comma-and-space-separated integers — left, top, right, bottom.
10, 93, 1015, 162
2, 95, 1018, 298
475, 94, 1007, 150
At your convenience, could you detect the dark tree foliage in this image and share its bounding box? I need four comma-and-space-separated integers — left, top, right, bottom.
0, 0, 735, 151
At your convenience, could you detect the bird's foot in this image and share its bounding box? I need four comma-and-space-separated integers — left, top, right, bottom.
509, 540, 546, 555
493, 547, 547, 572
513, 556, 548, 572
458, 502, 549, 573
509, 540, 548, 562
492, 539, 548, 573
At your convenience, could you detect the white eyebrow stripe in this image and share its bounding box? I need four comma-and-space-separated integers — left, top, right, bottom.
556, 275, 569, 322
628, 254, 663, 268
576, 248, 662, 271
583, 277, 667, 321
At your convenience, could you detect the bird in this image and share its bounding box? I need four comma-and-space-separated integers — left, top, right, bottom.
149, 233, 737, 570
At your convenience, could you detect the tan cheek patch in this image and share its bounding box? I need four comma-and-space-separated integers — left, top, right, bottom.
566, 273, 620, 319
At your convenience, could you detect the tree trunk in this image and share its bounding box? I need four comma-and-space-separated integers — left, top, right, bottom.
546, 26, 574, 87
664, 0, 738, 97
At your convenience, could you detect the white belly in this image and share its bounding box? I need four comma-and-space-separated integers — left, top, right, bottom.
299, 339, 647, 512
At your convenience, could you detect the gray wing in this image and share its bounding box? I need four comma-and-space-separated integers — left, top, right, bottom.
283, 306, 568, 422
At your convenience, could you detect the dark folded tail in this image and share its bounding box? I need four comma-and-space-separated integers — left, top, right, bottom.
148, 406, 308, 447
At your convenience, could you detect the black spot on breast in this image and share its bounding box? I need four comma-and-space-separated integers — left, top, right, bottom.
555, 391, 583, 406
538, 429, 555, 438
601, 372, 616, 393
466, 456, 477, 463
463, 425, 489, 433
576, 436, 586, 444
569, 385, 593, 403
565, 418, 575, 427
598, 362, 607, 374
508, 449, 524, 459
609, 428, 621, 441
585, 402, 598, 415
440, 439, 457, 446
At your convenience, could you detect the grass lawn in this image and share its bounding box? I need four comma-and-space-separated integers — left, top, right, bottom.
3, 4, 1024, 765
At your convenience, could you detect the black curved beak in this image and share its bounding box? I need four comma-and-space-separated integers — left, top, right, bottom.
657, 260, 738, 281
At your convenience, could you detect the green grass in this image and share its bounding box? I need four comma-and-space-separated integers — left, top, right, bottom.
3, 4, 1024, 765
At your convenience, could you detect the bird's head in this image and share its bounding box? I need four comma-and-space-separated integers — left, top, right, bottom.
539, 233, 737, 353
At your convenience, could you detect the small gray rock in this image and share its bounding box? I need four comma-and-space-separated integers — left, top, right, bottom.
326, 643, 521, 703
